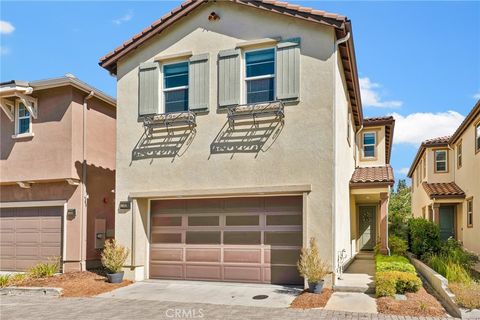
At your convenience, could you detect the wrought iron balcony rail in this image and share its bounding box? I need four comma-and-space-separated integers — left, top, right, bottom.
227, 100, 285, 128
142, 110, 196, 131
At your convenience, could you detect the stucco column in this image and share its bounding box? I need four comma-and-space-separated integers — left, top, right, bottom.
379, 192, 389, 255
433, 203, 440, 223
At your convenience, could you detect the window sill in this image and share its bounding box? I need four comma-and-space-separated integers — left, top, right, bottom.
12, 132, 34, 140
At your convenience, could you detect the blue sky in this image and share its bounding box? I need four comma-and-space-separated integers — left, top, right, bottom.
1, 1, 479, 186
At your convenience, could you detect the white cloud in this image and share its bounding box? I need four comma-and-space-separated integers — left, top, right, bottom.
0, 46, 10, 55
391, 111, 465, 146
398, 168, 410, 175
473, 92, 480, 100
0, 20, 15, 34
360, 77, 402, 108
113, 11, 133, 25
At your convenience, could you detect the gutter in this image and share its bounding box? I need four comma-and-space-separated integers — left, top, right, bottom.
332, 32, 350, 284
80, 91, 94, 270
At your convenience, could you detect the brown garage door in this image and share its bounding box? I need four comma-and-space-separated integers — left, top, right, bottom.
149, 196, 303, 284
0, 206, 62, 271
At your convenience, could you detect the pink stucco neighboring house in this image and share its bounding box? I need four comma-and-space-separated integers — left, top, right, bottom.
0, 75, 116, 272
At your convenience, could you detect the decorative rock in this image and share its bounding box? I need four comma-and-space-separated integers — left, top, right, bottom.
394, 294, 407, 301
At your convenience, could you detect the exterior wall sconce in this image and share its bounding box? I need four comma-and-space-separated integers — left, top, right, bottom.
67, 208, 76, 219
208, 12, 220, 21
119, 201, 131, 210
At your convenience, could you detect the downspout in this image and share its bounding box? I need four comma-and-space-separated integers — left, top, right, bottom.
81, 91, 94, 271
332, 32, 351, 283
386, 185, 391, 256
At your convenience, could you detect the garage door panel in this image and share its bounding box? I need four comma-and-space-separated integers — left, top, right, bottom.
186, 265, 222, 280
224, 266, 262, 282
151, 248, 183, 261
224, 249, 261, 263
186, 249, 220, 262
150, 197, 302, 284
0, 206, 62, 272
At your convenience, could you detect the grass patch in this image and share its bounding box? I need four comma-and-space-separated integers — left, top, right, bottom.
449, 282, 480, 309
0, 274, 10, 288
28, 258, 60, 278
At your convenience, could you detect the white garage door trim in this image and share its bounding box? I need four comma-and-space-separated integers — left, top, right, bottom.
0, 200, 68, 266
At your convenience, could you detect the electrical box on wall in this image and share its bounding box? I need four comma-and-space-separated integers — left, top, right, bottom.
95, 218, 106, 249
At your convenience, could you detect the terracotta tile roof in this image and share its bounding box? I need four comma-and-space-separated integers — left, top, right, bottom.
350, 165, 394, 186
450, 100, 480, 144
407, 135, 451, 177
423, 136, 451, 146
98, 0, 363, 127
363, 116, 395, 164
422, 182, 465, 199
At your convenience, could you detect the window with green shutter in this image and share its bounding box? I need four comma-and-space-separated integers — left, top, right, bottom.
245, 48, 275, 104
163, 62, 189, 113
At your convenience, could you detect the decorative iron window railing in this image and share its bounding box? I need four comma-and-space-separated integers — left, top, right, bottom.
227, 100, 284, 128
142, 110, 196, 132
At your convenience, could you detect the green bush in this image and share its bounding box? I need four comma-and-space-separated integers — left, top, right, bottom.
376, 271, 422, 297
389, 235, 408, 256
0, 274, 10, 288
28, 257, 60, 278
101, 239, 129, 274
408, 218, 440, 257
426, 254, 473, 284
439, 238, 478, 269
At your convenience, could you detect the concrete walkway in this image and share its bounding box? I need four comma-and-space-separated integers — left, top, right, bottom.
0, 295, 454, 320
97, 280, 302, 308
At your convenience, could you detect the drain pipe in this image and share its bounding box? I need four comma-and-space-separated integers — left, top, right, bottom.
81, 91, 94, 271
332, 32, 351, 283
386, 185, 391, 256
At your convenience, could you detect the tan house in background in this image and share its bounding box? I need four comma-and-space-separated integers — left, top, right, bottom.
0, 75, 116, 272
408, 100, 480, 254
100, 0, 395, 285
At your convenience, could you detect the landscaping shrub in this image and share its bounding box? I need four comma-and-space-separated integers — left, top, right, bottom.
376, 255, 416, 274
376, 272, 397, 297
0, 274, 10, 288
426, 254, 473, 284
389, 235, 408, 256
375, 271, 422, 297
408, 218, 440, 257
101, 239, 129, 274
298, 237, 330, 284
449, 282, 480, 309
28, 257, 60, 278
439, 238, 478, 269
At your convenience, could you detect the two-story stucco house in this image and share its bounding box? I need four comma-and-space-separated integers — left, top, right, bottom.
408, 100, 479, 254
100, 0, 395, 285
0, 75, 116, 272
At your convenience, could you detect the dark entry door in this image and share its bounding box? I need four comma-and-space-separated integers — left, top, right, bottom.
439, 205, 455, 241
359, 206, 376, 250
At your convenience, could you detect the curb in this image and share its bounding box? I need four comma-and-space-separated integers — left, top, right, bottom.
0, 286, 63, 297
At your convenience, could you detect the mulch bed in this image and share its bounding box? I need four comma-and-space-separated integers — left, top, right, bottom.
377, 286, 447, 317
11, 271, 132, 297
290, 289, 332, 309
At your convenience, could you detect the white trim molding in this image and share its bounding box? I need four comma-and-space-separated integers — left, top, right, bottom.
0, 200, 67, 208
0, 98, 15, 121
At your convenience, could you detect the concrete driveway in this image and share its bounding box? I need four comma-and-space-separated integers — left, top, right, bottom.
97, 280, 302, 308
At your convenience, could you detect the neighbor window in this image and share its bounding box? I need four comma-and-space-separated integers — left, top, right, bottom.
423, 155, 426, 179
245, 48, 275, 104
457, 142, 462, 168
363, 132, 376, 158
163, 62, 189, 113
434, 150, 448, 172
16, 102, 31, 135
467, 198, 473, 228
476, 123, 480, 153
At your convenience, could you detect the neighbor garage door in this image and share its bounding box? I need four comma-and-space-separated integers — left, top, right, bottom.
0, 206, 62, 271
149, 196, 303, 284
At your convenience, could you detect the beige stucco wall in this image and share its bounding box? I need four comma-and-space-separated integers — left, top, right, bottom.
115, 2, 344, 280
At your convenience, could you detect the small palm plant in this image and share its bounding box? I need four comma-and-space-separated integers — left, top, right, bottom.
101, 239, 129, 283
297, 237, 330, 293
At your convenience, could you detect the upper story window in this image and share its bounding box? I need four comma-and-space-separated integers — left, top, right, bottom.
245, 48, 275, 104
467, 198, 473, 227
15, 102, 32, 135
163, 61, 189, 113
434, 149, 448, 173
476, 123, 480, 153
362, 132, 376, 158
422, 155, 426, 179
457, 142, 462, 168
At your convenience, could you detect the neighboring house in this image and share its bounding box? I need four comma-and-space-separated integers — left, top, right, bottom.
408, 100, 480, 254
0, 75, 116, 272
100, 0, 395, 285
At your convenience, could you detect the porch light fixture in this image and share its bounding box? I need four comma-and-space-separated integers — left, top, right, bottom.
67, 208, 76, 219
119, 201, 131, 210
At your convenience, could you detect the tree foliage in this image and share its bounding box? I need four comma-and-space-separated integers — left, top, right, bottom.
389, 179, 412, 239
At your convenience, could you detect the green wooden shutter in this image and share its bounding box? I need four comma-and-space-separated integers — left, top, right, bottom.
189, 53, 209, 111
218, 49, 240, 107
276, 38, 300, 101
138, 62, 159, 116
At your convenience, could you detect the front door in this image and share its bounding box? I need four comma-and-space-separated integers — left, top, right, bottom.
439, 205, 455, 241
359, 206, 376, 250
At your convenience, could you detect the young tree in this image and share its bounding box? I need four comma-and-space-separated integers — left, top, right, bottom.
389, 179, 412, 239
